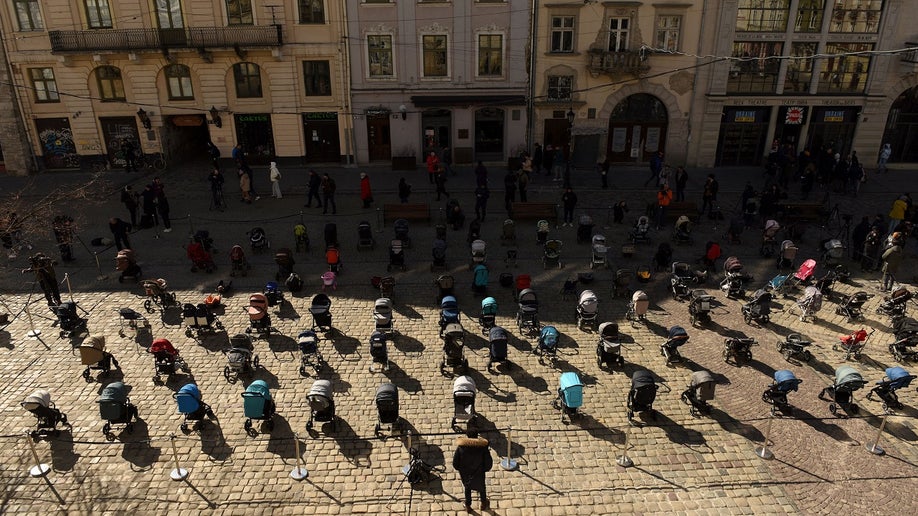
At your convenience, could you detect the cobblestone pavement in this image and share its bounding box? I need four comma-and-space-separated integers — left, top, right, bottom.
1, 161, 917, 514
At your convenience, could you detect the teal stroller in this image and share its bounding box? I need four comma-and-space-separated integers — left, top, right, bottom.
554, 372, 584, 423
98, 382, 138, 441
243, 380, 276, 436
819, 366, 867, 417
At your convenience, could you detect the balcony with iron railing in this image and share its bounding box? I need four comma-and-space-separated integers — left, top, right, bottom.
586, 48, 649, 78
49, 25, 283, 53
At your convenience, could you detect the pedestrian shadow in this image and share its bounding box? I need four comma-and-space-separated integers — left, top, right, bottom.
333, 417, 373, 467
471, 413, 528, 461
0, 329, 12, 349
383, 360, 423, 394
708, 407, 765, 444
644, 319, 672, 338
162, 370, 196, 392
117, 420, 160, 471
392, 333, 425, 355
265, 415, 297, 458
329, 330, 361, 359
744, 358, 778, 379
649, 411, 709, 449
804, 355, 837, 377
509, 333, 533, 353
200, 418, 234, 462
251, 364, 281, 390
49, 429, 80, 472
466, 368, 516, 404
551, 356, 598, 387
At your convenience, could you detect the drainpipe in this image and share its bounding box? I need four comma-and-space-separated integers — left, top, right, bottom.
684, 0, 711, 166
527, 0, 539, 152
340, 8, 355, 167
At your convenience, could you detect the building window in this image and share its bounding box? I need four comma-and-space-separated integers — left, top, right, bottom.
550, 16, 574, 53
85, 0, 112, 29
655, 15, 681, 52
14, 0, 43, 31
727, 42, 783, 94
831, 0, 883, 33
96, 66, 125, 101
795, 0, 825, 32
608, 17, 630, 51
547, 75, 572, 101
422, 35, 448, 77
784, 42, 816, 93
226, 0, 253, 25
478, 34, 503, 76
367, 35, 394, 77
30, 68, 59, 102
298, 0, 325, 24
818, 43, 872, 93
303, 60, 331, 96
156, 0, 184, 29
736, 0, 789, 32
165, 64, 194, 100
233, 62, 263, 98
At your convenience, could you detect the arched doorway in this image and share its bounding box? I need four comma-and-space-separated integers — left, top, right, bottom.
607, 94, 668, 162
882, 85, 918, 163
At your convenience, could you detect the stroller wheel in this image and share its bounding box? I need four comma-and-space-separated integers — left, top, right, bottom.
829, 403, 837, 415
299, 365, 308, 377
223, 366, 231, 381
253, 355, 260, 368
143, 300, 154, 313
374, 424, 381, 437
722, 349, 731, 362
180, 423, 190, 434
306, 420, 313, 431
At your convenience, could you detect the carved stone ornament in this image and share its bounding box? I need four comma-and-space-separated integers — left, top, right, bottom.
476, 24, 504, 33
364, 23, 394, 35
420, 22, 449, 33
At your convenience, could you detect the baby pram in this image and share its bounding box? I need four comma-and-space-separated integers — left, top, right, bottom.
590, 234, 608, 269
326, 246, 342, 274
777, 333, 813, 362
149, 338, 190, 383
387, 239, 407, 272
374, 297, 395, 334
630, 216, 651, 244
626, 290, 649, 326
141, 278, 178, 314
440, 323, 468, 374
681, 370, 716, 417
249, 226, 270, 252
890, 316, 918, 362
867, 367, 915, 412
501, 219, 516, 245
223, 333, 258, 382
536, 325, 560, 364
80, 335, 119, 381
835, 291, 871, 321
661, 325, 689, 365
627, 370, 658, 423
245, 292, 274, 338
229, 245, 250, 276
309, 293, 332, 332
294, 223, 310, 253
116, 248, 141, 283
54, 301, 88, 339
394, 219, 412, 248
21, 390, 69, 439
369, 330, 390, 372
98, 381, 137, 440
434, 274, 455, 304
264, 281, 283, 306
469, 239, 487, 270
876, 287, 913, 321
431, 239, 448, 272
306, 379, 336, 433
788, 258, 817, 290
576, 290, 599, 331
762, 370, 803, 416
187, 242, 216, 273
517, 288, 540, 336
720, 256, 746, 299
672, 215, 693, 245
274, 247, 295, 281
765, 273, 791, 297
742, 288, 772, 325
487, 326, 510, 370
688, 289, 715, 326
577, 215, 594, 244
821, 238, 850, 280
439, 295, 461, 331
117, 307, 149, 339
760, 220, 780, 257
472, 264, 489, 294
297, 330, 324, 375
479, 296, 497, 334
182, 303, 222, 339
174, 383, 216, 434
596, 322, 624, 369
777, 240, 798, 269
819, 365, 867, 417
795, 286, 823, 322
536, 219, 550, 245
357, 221, 375, 250
723, 337, 755, 364
450, 375, 478, 432
612, 268, 633, 298
242, 380, 276, 435
374, 383, 401, 436
834, 327, 873, 361
543, 239, 563, 269
554, 372, 584, 423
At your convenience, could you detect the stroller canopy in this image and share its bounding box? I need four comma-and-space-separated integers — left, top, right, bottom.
518, 288, 538, 306
632, 290, 649, 302
310, 294, 332, 313
882, 367, 915, 388
244, 379, 272, 400
544, 240, 562, 256
99, 382, 128, 404
176, 383, 202, 414
774, 370, 802, 391
631, 369, 656, 389
229, 333, 254, 351
537, 220, 550, 232
834, 366, 865, 388
453, 375, 477, 395
375, 297, 393, 313
471, 239, 486, 254
150, 338, 177, 356
481, 297, 498, 315
690, 370, 717, 401
578, 290, 599, 311
80, 335, 106, 365
668, 326, 689, 341
308, 380, 334, 403
441, 295, 458, 311
559, 372, 584, 408
473, 265, 489, 285
21, 389, 52, 412
751, 289, 772, 304
592, 234, 607, 247
376, 383, 398, 407
674, 215, 691, 231
599, 322, 619, 340
489, 326, 509, 342
764, 220, 780, 235
540, 325, 559, 345
298, 330, 318, 352
724, 256, 743, 273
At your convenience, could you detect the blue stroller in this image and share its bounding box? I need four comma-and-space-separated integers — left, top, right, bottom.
472, 264, 489, 294
174, 383, 216, 434
819, 366, 868, 417
479, 297, 498, 334
297, 330, 323, 375
762, 369, 803, 416
98, 381, 138, 441
439, 295, 461, 331
488, 326, 510, 371
867, 366, 915, 412
242, 379, 276, 435
765, 273, 791, 297
264, 281, 284, 307
555, 372, 584, 423
536, 325, 560, 364
661, 326, 689, 365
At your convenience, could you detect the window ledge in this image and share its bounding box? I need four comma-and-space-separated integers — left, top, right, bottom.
545, 51, 581, 56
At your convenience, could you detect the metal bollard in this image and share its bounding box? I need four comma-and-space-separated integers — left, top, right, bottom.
290, 432, 309, 480
866, 412, 890, 455
754, 414, 775, 460
616, 424, 634, 467
376, 208, 384, 232
25, 433, 50, 477
24, 302, 41, 338
500, 426, 518, 471
169, 433, 189, 480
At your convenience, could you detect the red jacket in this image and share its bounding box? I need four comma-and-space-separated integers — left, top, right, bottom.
360, 177, 372, 200
426, 154, 440, 173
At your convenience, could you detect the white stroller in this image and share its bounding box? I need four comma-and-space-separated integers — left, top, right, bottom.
374, 297, 395, 335
306, 379, 336, 433
777, 240, 798, 269
590, 235, 608, 269
630, 216, 651, 243
796, 286, 823, 322
626, 290, 650, 326
469, 239, 486, 270
450, 375, 478, 432
576, 290, 599, 331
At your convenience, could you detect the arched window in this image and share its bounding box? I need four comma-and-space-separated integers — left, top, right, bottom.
96, 66, 125, 101
165, 64, 193, 100
233, 62, 262, 98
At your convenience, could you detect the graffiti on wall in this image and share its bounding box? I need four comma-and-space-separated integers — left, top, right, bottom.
37, 123, 80, 169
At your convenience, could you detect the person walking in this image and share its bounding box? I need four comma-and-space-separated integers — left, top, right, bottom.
452, 429, 492, 512
22, 252, 62, 307
701, 174, 717, 215
140, 184, 158, 227
877, 143, 891, 174
398, 177, 412, 203
120, 186, 139, 227
645, 151, 664, 187
881, 234, 904, 291
360, 172, 373, 208
599, 158, 610, 189
239, 167, 253, 203
613, 201, 628, 224
208, 168, 225, 209
121, 139, 136, 172
52, 215, 75, 262
474, 184, 490, 221
305, 169, 322, 208
503, 169, 517, 216
434, 167, 450, 201
655, 183, 673, 230
426, 151, 440, 184
321, 173, 337, 214
269, 162, 283, 199
206, 141, 221, 170
441, 146, 454, 176
157, 190, 172, 233
474, 161, 488, 187
552, 149, 565, 182
233, 144, 259, 199
109, 217, 132, 251
561, 187, 578, 227
517, 169, 530, 203
674, 166, 688, 202
532, 143, 543, 176
888, 195, 908, 235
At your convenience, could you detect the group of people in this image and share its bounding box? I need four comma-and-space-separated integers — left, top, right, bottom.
116, 176, 172, 250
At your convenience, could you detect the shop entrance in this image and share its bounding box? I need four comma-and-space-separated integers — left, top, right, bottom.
421, 109, 451, 156
366, 112, 391, 161
715, 107, 771, 166
474, 108, 504, 161
882, 85, 918, 163
806, 107, 859, 157
99, 116, 141, 168
233, 113, 274, 165
607, 94, 668, 163
302, 112, 341, 163
35, 118, 79, 168
162, 115, 210, 164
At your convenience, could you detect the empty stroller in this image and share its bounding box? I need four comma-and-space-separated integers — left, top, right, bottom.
357, 221, 375, 250
627, 370, 658, 423
21, 390, 68, 438
116, 248, 142, 282
274, 248, 295, 281
590, 234, 608, 269
440, 323, 467, 374
80, 335, 119, 381
596, 322, 624, 369
555, 372, 584, 422
876, 287, 912, 320
653, 243, 673, 272
765, 273, 792, 297
242, 380, 276, 435
761, 220, 780, 257
821, 238, 849, 280
306, 379, 336, 433
479, 296, 498, 334
324, 222, 339, 248
182, 303, 222, 339
309, 294, 333, 332
433, 274, 455, 304
174, 383, 216, 433
723, 337, 755, 364
439, 295, 461, 331
249, 226, 270, 252
762, 370, 803, 416
326, 246, 342, 273
470, 239, 486, 270
536, 219, 550, 245
263, 281, 283, 306
369, 330, 390, 372
245, 293, 273, 337
388, 239, 407, 272
517, 288, 540, 336
742, 288, 772, 325
777, 333, 813, 362
681, 370, 716, 416
229, 245, 250, 277
187, 242, 216, 273
451, 375, 478, 432
820, 366, 867, 416
472, 264, 489, 294
788, 259, 817, 289
149, 338, 190, 383
501, 219, 516, 245
297, 330, 323, 375
630, 216, 651, 243
834, 327, 873, 360
612, 268, 633, 298
813, 270, 837, 299
141, 278, 178, 313
98, 381, 137, 440
626, 290, 649, 326
374, 297, 395, 335
536, 325, 559, 364
795, 286, 823, 322
661, 326, 689, 365
223, 333, 258, 382
688, 289, 715, 326
488, 326, 510, 370
576, 290, 599, 330
394, 219, 411, 248
720, 256, 746, 298
835, 291, 871, 321
577, 215, 594, 244
54, 301, 88, 339
294, 223, 310, 253
890, 317, 918, 362
431, 239, 448, 271
867, 367, 915, 412
777, 240, 798, 269
374, 383, 401, 436
116, 307, 149, 339
543, 240, 563, 269
672, 215, 693, 244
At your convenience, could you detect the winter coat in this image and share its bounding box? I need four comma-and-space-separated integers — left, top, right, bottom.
269, 163, 281, 183
657, 188, 673, 207
398, 180, 412, 200
321, 177, 336, 195
562, 191, 578, 209
360, 176, 372, 201
452, 436, 492, 493
889, 198, 907, 221
882, 245, 903, 274
426, 154, 440, 173
308, 173, 321, 191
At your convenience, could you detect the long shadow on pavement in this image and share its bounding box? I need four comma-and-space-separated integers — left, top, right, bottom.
709, 407, 766, 444
783, 405, 855, 443
332, 417, 373, 468
263, 415, 296, 459
48, 430, 80, 473
651, 411, 708, 448
117, 419, 161, 471
383, 360, 423, 394
200, 418, 234, 462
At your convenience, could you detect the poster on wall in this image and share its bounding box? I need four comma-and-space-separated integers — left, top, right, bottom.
611, 127, 627, 153
645, 127, 661, 152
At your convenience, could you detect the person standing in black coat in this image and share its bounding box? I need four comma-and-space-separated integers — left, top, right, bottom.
503, 170, 516, 216
121, 186, 139, 227
453, 430, 492, 511
22, 252, 62, 307
474, 184, 490, 221
674, 166, 688, 202
305, 169, 322, 208
140, 185, 158, 227
532, 143, 543, 175
109, 217, 132, 251
851, 216, 870, 262
561, 187, 578, 226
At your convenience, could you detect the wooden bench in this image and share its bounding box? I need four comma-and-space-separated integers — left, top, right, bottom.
382, 203, 430, 225
510, 202, 558, 224
666, 201, 699, 223
777, 202, 826, 223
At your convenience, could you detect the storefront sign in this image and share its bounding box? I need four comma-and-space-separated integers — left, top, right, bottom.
823, 110, 845, 122
303, 112, 337, 121
734, 111, 757, 123
785, 107, 805, 124
611, 127, 627, 153
237, 114, 269, 122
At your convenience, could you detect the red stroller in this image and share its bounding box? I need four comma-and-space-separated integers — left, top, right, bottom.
834, 328, 874, 361
230, 245, 249, 277
187, 242, 216, 273
326, 246, 342, 274
788, 259, 816, 289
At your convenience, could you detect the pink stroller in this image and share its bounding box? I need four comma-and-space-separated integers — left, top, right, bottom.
789, 259, 817, 289
321, 271, 337, 292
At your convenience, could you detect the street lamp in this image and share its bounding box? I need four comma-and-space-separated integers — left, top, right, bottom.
399, 105, 407, 120
209, 106, 222, 128
566, 108, 575, 125
136, 108, 151, 129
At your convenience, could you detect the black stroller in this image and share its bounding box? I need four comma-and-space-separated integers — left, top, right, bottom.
681, 370, 716, 416
324, 222, 339, 248
297, 330, 324, 375
369, 330, 390, 372
487, 326, 510, 371
723, 337, 755, 364
97, 381, 138, 440
629, 216, 651, 244
672, 215, 693, 245
719, 256, 746, 299
309, 294, 333, 332
182, 303, 223, 340
21, 390, 69, 439
223, 334, 259, 383
274, 247, 295, 281
431, 239, 448, 272
249, 226, 270, 252
435, 274, 455, 304
576, 215, 594, 244
306, 379, 337, 433
627, 370, 658, 423
819, 366, 867, 417
357, 221, 375, 250
661, 326, 689, 365
688, 289, 715, 326
762, 370, 803, 416
54, 301, 88, 339
516, 288, 540, 336
440, 323, 468, 374
374, 383, 401, 436
777, 240, 798, 269
876, 287, 913, 321
596, 322, 624, 369
777, 333, 813, 362
867, 367, 915, 412
889, 316, 918, 362
446, 201, 465, 230
742, 288, 772, 325
834, 291, 871, 321
80, 335, 119, 381
501, 219, 516, 245
394, 219, 412, 248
